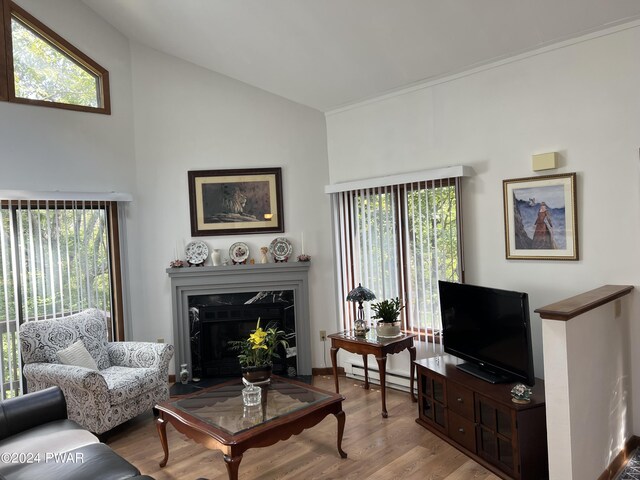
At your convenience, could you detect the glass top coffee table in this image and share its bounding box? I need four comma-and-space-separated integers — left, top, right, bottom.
155, 375, 347, 480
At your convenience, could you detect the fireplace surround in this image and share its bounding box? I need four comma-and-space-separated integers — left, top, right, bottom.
166, 263, 311, 379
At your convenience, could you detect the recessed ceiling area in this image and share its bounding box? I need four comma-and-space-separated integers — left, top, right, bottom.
82, 0, 640, 111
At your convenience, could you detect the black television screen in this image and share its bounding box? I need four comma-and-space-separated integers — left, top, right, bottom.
439, 280, 535, 386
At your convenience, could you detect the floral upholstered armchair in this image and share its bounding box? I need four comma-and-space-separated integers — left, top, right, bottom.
19, 309, 174, 435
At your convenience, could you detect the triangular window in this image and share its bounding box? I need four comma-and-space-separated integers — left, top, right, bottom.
11, 18, 99, 107
1, 2, 110, 114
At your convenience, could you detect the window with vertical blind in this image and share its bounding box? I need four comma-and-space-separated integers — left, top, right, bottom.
0, 199, 124, 399
329, 169, 466, 347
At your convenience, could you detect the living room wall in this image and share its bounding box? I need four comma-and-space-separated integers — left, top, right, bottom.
0, 0, 136, 194
2, 0, 336, 372
326, 23, 640, 433
127, 43, 334, 370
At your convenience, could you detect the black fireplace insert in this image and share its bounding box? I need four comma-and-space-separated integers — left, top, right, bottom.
189, 291, 297, 379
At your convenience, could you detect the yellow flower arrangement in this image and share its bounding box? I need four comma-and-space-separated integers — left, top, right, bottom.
229, 318, 289, 368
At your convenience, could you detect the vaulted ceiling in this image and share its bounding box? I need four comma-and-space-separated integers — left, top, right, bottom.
82, 0, 640, 111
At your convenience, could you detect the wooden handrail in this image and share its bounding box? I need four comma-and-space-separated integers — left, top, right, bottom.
534, 285, 634, 321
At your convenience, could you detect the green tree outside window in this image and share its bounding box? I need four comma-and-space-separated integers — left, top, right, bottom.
11, 18, 99, 107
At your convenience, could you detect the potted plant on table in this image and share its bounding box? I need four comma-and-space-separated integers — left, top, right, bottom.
371, 297, 405, 338
228, 318, 289, 383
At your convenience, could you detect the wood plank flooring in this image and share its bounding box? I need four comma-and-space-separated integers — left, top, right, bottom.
107, 376, 500, 480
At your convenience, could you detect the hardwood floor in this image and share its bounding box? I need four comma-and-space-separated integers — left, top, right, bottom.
107, 376, 499, 480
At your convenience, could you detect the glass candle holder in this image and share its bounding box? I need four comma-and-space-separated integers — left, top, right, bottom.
242, 384, 261, 406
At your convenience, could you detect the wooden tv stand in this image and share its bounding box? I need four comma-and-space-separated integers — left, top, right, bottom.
415, 355, 548, 480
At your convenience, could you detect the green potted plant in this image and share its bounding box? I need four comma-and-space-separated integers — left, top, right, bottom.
228, 318, 289, 383
371, 297, 405, 338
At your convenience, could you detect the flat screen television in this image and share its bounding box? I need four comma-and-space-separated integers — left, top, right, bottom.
439, 280, 535, 386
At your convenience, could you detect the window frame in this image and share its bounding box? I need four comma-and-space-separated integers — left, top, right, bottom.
0, 0, 8, 101
0, 0, 110, 114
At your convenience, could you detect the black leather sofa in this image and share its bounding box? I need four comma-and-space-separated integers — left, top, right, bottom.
0, 386, 153, 480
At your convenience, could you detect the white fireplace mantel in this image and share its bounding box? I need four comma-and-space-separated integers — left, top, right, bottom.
166, 262, 311, 377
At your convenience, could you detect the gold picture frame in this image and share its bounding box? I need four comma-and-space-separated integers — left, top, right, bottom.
188, 168, 284, 236
503, 173, 578, 260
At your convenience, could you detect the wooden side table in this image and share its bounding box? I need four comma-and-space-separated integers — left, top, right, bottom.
328, 331, 417, 418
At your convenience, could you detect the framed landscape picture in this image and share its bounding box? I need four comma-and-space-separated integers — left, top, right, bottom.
503, 173, 578, 260
188, 167, 284, 236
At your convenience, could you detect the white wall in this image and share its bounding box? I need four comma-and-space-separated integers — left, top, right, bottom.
543, 296, 633, 479
127, 43, 334, 370
1, 0, 136, 194
326, 24, 640, 435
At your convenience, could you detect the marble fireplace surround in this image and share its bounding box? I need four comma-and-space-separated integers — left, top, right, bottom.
166, 262, 311, 377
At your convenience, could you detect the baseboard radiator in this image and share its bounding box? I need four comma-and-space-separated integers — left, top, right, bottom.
348, 363, 415, 395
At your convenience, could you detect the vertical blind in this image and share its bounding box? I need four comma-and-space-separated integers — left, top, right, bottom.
331, 177, 463, 351
0, 199, 115, 399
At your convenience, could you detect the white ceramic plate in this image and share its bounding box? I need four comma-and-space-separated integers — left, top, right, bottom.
185, 241, 209, 265
229, 242, 250, 263
269, 237, 292, 261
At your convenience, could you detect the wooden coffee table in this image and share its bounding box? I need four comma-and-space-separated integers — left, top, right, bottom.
329, 330, 417, 418
155, 376, 347, 480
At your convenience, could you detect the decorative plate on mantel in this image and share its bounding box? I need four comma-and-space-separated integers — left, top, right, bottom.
269, 237, 292, 262
229, 242, 250, 264
185, 241, 209, 266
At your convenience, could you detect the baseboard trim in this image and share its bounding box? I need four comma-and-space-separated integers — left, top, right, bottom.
598, 435, 640, 480
313, 367, 344, 376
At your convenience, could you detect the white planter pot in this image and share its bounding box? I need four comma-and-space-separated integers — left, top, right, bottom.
376, 321, 401, 338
